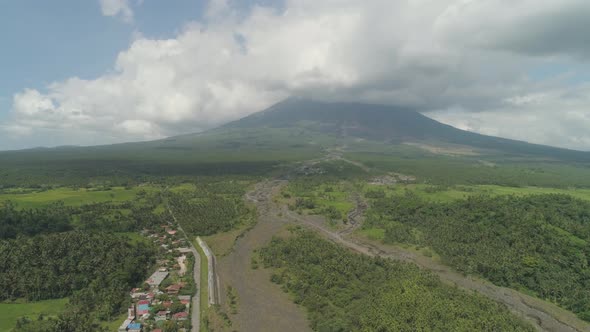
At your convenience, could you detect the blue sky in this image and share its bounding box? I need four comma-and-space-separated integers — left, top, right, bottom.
2, 0, 590, 151
0, 0, 206, 121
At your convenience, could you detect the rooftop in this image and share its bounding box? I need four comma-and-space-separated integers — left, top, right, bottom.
146, 271, 169, 286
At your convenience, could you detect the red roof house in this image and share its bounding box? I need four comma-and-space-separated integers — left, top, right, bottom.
173, 312, 189, 320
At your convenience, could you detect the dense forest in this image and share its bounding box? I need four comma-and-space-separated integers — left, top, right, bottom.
0, 189, 169, 331
166, 181, 255, 236
0, 231, 155, 303
1, 231, 156, 331
0, 202, 72, 239
259, 229, 533, 332
364, 192, 590, 320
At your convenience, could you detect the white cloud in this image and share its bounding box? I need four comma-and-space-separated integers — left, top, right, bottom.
428, 84, 590, 150
5, 0, 590, 150
99, 0, 134, 23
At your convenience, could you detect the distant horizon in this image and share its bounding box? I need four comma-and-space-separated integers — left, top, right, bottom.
2, 98, 589, 154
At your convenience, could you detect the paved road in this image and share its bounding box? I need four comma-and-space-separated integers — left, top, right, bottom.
197, 237, 221, 306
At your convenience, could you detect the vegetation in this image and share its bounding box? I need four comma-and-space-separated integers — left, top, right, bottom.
363, 183, 590, 204
0, 231, 156, 331
348, 151, 590, 188
0, 298, 68, 331
167, 181, 255, 236
0, 202, 72, 239
0, 184, 174, 331
0, 186, 171, 239
0, 231, 155, 303
260, 229, 533, 331
364, 192, 590, 320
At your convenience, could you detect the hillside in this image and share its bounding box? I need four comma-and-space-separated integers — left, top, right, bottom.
2, 98, 590, 187
225, 98, 590, 161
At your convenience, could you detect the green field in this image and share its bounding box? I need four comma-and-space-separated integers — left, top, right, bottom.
358, 227, 385, 241
366, 183, 590, 203
115, 232, 150, 245
102, 312, 128, 331
0, 186, 151, 209
0, 298, 68, 331
283, 181, 356, 221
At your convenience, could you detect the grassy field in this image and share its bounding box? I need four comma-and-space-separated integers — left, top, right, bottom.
283, 181, 355, 219
0, 298, 68, 331
102, 312, 127, 331
365, 183, 590, 203
115, 232, 150, 245
0, 186, 151, 209
358, 227, 385, 241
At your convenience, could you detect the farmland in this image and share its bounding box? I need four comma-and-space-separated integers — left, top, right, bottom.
0, 186, 153, 209
0, 298, 68, 331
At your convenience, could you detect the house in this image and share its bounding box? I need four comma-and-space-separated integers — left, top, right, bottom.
136, 300, 150, 316
155, 310, 168, 322
167, 229, 177, 236
173, 312, 189, 321
153, 329, 163, 332
178, 295, 191, 306
131, 291, 145, 299
166, 284, 183, 295
127, 322, 142, 332
162, 301, 172, 308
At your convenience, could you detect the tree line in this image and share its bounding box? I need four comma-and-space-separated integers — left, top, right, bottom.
364, 192, 590, 320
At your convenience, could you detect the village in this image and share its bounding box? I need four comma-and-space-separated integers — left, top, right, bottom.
118, 225, 195, 332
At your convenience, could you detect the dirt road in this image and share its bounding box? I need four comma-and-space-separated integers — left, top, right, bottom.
217, 180, 312, 332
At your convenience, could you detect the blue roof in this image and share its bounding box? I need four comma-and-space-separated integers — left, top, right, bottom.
128, 323, 141, 329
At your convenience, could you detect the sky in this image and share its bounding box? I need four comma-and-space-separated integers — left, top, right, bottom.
2, 0, 590, 151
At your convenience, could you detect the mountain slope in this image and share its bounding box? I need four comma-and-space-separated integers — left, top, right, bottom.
225, 98, 590, 161
2, 98, 590, 187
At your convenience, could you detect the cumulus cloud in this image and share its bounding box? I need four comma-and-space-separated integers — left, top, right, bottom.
5, 0, 590, 150
99, 0, 134, 23
429, 84, 590, 150
436, 0, 590, 59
